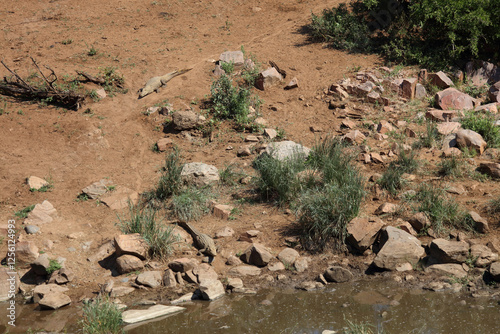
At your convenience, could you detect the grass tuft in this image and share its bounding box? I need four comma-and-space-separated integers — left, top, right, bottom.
170, 187, 210, 222
81, 296, 123, 334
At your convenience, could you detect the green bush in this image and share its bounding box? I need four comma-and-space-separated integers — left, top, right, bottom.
46, 259, 62, 275
170, 187, 210, 222
81, 296, 123, 334
460, 111, 500, 148
117, 204, 178, 259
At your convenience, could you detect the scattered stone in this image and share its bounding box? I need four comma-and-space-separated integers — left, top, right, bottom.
172, 109, 200, 130
278, 248, 300, 266
373, 226, 425, 270
33, 284, 69, 303
241, 244, 273, 267
255, 67, 283, 90
429, 239, 469, 264
377, 120, 394, 134
87, 240, 115, 263
199, 279, 225, 300
425, 109, 461, 122
446, 185, 466, 195
429, 71, 453, 89
168, 258, 196, 273
408, 212, 431, 233
219, 51, 244, 69
268, 262, 285, 271
297, 281, 323, 291
465, 60, 500, 86
214, 227, 234, 239
415, 83, 427, 99
82, 179, 113, 199
285, 77, 298, 90
115, 234, 148, 260
470, 244, 498, 267
355, 81, 375, 96
116, 254, 144, 274
25, 225, 40, 234
401, 78, 417, 99
110, 286, 135, 297
263, 141, 311, 161
226, 255, 243, 266
367, 91, 381, 103
213, 204, 233, 220
48, 268, 74, 285
489, 81, 500, 102
237, 145, 252, 157
435, 88, 474, 110
122, 305, 185, 324
375, 203, 396, 215
181, 162, 220, 186
346, 217, 385, 252
341, 119, 356, 129
293, 257, 308, 273
193, 263, 219, 283
478, 162, 500, 178
31, 253, 51, 276
489, 262, 500, 281
228, 265, 262, 277
227, 278, 244, 290
100, 186, 139, 210
343, 130, 366, 144
469, 211, 489, 233
395, 262, 413, 272
475, 102, 499, 114
324, 266, 353, 283
370, 153, 384, 164
245, 135, 259, 142
39, 292, 71, 310
27, 176, 49, 190
156, 138, 174, 152
136, 271, 162, 288
425, 264, 467, 278
456, 129, 487, 155
15, 241, 39, 266
263, 128, 277, 139
437, 122, 461, 135
24, 200, 56, 225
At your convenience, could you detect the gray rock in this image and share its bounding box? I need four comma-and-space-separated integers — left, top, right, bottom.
31, 253, 51, 276
24, 200, 56, 225
82, 179, 113, 199
346, 217, 385, 252
162, 269, 177, 288
122, 305, 185, 324
373, 226, 425, 270
429, 238, 469, 264
33, 284, 69, 303
415, 83, 427, 99
181, 162, 220, 186
489, 262, 500, 281
294, 257, 309, 273
255, 67, 283, 90
114, 234, 148, 260
228, 265, 262, 276
136, 271, 162, 288
456, 129, 487, 155
425, 264, 467, 278
241, 244, 273, 267
263, 141, 311, 161
324, 266, 353, 283
219, 51, 244, 69
470, 244, 498, 267
429, 71, 453, 89
199, 279, 225, 301
25, 225, 40, 234
39, 292, 71, 310
27, 176, 49, 190
172, 109, 200, 130
277, 248, 299, 266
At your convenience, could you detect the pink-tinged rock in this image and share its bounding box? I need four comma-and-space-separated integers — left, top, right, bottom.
401, 78, 417, 99
370, 153, 384, 164
240, 244, 273, 267
377, 120, 394, 134
375, 203, 396, 215
397, 222, 417, 236
277, 248, 300, 265
100, 186, 139, 210
425, 264, 467, 278
425, 109, 462, 122
263, 128, 277, 139
285, 77, 298, 89
455, 129, 487, 155
168, 258, 197, 273
373, 226, 425, 270
27, 176, 49, 190
136, 271, 162, 288
489, 81, 500, 102
478, 162, 500, 178
475, 102, 499, 114
343, 130, 366, 144
24, 200, 57, 225
436, 122, 461, 135
341, 119, 356, 129
39, 292, 71, 310
346, 217, 385, 252
354, 81, 375, 96
465, 60, 500, 86
429, 238, 469, 264
415, 84, 427, 99
116, 254, 144, 274
367, 91, 381, 103
255, 67, 283, 90
219, 51, 244, 69
157, 138, 174, 152
213, 204, 233, 220
469, 211, 489, 233
436, 88, 474, 110
15, 241, 39, 266
228, 265, 262, 277
429, 71, 453, 89
409, 212, 431, 232
115, 234, 148, 260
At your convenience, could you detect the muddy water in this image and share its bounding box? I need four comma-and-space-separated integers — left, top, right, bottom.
2, 278, 499, 333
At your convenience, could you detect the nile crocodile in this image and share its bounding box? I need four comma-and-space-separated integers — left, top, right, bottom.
178, 221, 217, 257
138, 68, 192, 99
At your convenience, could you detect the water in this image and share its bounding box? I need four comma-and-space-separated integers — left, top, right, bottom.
2, 279, 499, 333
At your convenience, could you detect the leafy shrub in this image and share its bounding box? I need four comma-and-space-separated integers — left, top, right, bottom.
117, 204, 178, 259
460, 111, 500, 148
46, 259, 62, 275
81, 296, 123, 334
170, 187, 210, 222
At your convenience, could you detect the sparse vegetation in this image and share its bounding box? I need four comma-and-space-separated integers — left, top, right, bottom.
460, 111, 500, 148
81, 296, 123, 334
219, 163, 245, 186
437, 156, 467, 178
117, 203, 178, 258
46, 259, 62, 275
378, 150, 418, 195
170, 187, 210, 222
14, 204, 35, 219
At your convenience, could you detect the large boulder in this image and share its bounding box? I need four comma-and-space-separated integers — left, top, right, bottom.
429, 71, 453, 89
240, 244, 273, 267
435, 88, 474, 110
373, 226, 425, 270
323, 266, 353, 283
346, 217, 385, 252
199, 279, 225, 301
181, 162, 219, 186
116, 254, 144, 274
470, 244, 498, 267
171, 109, 200, 130
465, 60, 500, 86
425, 264, 467, 278
429, 238, 469, 264
263, 141, 311, 161
277, 248, 300, 265
455, 129, 487, 155
114, 234, 148, 260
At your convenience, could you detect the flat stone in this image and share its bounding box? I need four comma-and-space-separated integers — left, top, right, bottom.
373, 226, 425, 270
456, 129, 487, 155
170, 293, 200, 305
82, 179, 113, 199
87, 240, 115, 263
193, 263, 219, 283
168, 258, 197, 273
426, 109, 462, 122
343, 130, 366, 144
470, 244, 498, 267
255, 67, 283, 90
213, 204, 233, 220
263, 141, 311, 161
110, 286, 135, 297
199, 279, 225, 301
219, 51, 244, 69
39, 292, 71, 310
437, 122, 461, 135
241, 244, 273, 267
48, 268, 74, 285
33, 284, 69, 303
115, 234, 148, 260
100, 186, 139, 210
214, 227, 234, 239
436, 88, 474, 110
157, 138, 174, 152
228, 265, 262, 277
116, 254, 144, 274
425, 264, 467, 278
268, 262, 285, 271
227, 278, 243, 289
429, 238, 469, 264
346, 217, 385, 252
122, 305, 185, 324
375, 203, 396, 215
24, 200, 56, 225
136, 271, 162, 288
27, 176, 49, 190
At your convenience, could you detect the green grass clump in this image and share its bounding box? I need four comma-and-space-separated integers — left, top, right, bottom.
170, 187, 210, 222
254, 137, 365, 250
487, 195, 500, 215
343, 319, 380, 334
414, 122, 440, 149
46, 259, 62, 275
14, 204, 35, 219
437, 156, 467, 178
143, 148, 184, 205
219, 163, 246, 186
117, 204, 178, 259
378, 150, 418, 195
81, 296, 123, 334
407, 184, 474, 235
460, 111, 500, 148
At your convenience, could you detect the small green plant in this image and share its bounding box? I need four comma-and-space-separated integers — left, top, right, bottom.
87, 45, 98, 56
437, 156, 467, 178
343, 319, 379, 334
117, 203, 178, 258
14, 205, 35, 219
106, 185, 116, 192
76, 193, 89, 202
378, 150, 418, 195
151, 142, 160, 153
81, 296, 123, 334
460, 111, 500, 148
61, 39, 73, 45
415, 122, 440, 149
170, 187, 210, 222
46, 259, 62, 275
219, 163, 245, 186
487, 195, 500, 214
220, 61, 235, 75
461, 80, 489, 98
88, 89, 101, 102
